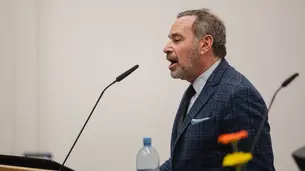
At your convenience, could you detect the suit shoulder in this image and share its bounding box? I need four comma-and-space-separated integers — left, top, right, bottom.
215, 66, 264, 101
212, 65, 268, 116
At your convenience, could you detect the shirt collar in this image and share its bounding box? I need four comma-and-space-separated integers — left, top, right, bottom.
192, 59, 222, 94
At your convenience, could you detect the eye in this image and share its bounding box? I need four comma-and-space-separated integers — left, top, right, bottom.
173, 38, 181, 43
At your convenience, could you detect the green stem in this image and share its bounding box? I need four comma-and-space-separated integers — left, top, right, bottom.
236, 166, 241, 171
232, 141, 238, 152
233, 141, 242, 171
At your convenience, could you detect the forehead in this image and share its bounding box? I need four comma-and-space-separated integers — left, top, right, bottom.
169, 16, 196, 37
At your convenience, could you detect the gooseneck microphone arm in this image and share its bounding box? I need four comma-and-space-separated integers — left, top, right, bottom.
59, 64, 139, 171
250, 73, 299, 153
59, 80, 115, 171
250, 86, 281, 153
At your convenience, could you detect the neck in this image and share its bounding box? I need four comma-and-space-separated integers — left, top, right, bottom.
187, 56, 220, 83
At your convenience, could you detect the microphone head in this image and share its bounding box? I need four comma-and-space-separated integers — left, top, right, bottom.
282, 73, 299, 87
116, 64, 139, 82
133, 64, 139, 69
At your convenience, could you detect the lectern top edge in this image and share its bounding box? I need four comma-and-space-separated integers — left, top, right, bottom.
0, 154, 74, 171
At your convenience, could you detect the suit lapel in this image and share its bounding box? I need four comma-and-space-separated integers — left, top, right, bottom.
173, 84, 215, 148
170, 93, 186, 153
172, 58, 230, 151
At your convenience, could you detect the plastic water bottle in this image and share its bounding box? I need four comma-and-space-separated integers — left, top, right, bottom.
136, 137, 160, 171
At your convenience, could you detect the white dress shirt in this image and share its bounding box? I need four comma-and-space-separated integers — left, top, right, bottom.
187, 59, 222, 113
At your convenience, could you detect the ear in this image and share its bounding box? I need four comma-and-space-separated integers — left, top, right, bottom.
198, 35, 213, 55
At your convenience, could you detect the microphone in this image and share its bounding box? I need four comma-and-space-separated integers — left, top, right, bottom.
250, 72, 299, 153
58, 64, 139, 171
282, 73, 299, 87
116, 64, 139, 82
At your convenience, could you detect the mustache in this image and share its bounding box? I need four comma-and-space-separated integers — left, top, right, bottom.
166, 54, 178, 59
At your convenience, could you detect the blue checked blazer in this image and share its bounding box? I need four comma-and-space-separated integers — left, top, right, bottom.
160, 59, 275, 171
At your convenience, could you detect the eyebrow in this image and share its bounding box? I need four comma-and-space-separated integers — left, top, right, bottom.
168, 33, 183, 39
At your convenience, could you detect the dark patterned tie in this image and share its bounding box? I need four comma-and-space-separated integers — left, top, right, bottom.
176, 85, 196, 132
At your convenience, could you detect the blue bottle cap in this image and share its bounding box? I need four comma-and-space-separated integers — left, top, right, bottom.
143, 137, 151, 146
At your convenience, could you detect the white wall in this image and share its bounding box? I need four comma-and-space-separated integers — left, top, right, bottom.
0, 0, 15, 154
1, 0, 304, 171
13, 0, 39, 154
0, 0, 38, 155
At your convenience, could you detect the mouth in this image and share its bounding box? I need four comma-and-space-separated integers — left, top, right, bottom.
168, 58, 178, 70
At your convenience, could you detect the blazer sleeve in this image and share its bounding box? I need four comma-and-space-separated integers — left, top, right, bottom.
219, 85, 275, 171
160, 158, 172, 171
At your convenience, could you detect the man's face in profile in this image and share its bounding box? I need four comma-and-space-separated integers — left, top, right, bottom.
163, 16, 200, 81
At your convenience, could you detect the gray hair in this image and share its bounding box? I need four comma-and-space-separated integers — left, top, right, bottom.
177, 8, 227, 58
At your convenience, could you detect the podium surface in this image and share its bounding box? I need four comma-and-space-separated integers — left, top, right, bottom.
0, 164, 55, 171
292, 146, 305, 170
0, 154, 73, 171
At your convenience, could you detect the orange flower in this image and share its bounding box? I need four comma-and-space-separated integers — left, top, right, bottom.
218, 130, 248, 144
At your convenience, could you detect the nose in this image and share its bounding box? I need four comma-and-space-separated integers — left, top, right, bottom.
163, 41, 173, 55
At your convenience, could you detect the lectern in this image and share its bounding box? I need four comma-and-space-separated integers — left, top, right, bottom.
0, 154, 74, 171
292, 146, 305, 170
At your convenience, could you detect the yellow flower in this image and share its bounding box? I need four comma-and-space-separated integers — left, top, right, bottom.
222, 152, 253, 167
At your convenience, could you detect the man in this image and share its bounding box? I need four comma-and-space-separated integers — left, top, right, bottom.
160, 8, 275, 171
